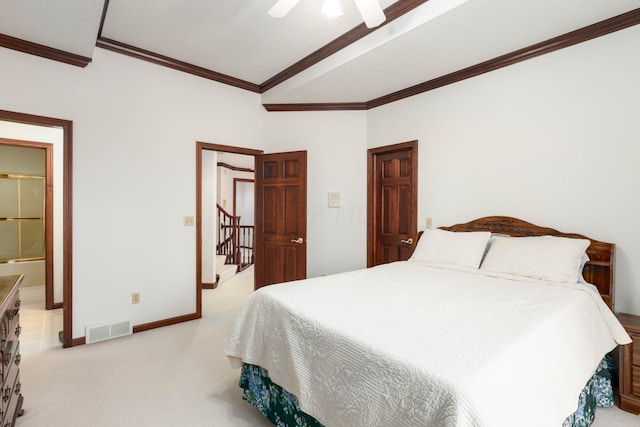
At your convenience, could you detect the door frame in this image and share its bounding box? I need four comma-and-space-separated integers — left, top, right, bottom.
367, 140, 418, 267
0, 109, 74, 348
195, 142, 262, 314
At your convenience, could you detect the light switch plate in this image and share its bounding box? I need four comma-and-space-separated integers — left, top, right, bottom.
328, 192, 341, 208
183, 216, 195, 226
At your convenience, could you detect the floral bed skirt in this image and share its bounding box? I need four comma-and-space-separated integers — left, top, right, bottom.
239, 354, 615, 427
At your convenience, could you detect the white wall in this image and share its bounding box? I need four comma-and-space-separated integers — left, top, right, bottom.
0, 46, 265, 338
217, 167, 253, 213
263, 111, 368, 278
368, 26, 640, 314
236, 180, 254, 226
3, 20, 638, 339
0, 121, 64, 298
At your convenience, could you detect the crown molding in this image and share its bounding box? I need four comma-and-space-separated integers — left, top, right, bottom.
0, 33, 91, 67
366, 6, 640, 109
263, 103, 368, 112
218, 162, 255, 173
96, 37, 261, 93
263, 7, 640, 112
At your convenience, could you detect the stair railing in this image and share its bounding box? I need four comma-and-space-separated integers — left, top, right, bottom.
237, 225, 254, 272
216, 204, 254, 271
217, 204, 239, 265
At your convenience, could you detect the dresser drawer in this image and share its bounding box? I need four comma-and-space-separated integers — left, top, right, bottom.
0, 298, 19, 343
2, 372, 20, 427
1, 315, 20, 371
633, 365, 640, 398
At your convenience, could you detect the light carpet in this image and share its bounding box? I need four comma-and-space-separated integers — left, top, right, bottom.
17, 266, 640, 426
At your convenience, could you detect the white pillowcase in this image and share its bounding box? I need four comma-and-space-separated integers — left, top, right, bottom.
409, 228, 492, 269
480, 235, 590, 283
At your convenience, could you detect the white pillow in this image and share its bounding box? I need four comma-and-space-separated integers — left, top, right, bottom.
480, 235, 590, 283
409, 228, 492, 269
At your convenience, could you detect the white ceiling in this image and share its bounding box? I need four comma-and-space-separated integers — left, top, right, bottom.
1, 0, 639, 105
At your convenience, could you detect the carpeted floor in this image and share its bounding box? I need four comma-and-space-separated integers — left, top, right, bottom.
17, 265, 640, 426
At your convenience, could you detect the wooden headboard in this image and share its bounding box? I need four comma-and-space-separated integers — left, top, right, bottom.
433, 216, 615, 310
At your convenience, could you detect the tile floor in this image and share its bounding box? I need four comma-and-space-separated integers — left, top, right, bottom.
19, 285, 63, 356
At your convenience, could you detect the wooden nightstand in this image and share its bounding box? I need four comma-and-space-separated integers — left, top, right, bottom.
616, 312, 640, 414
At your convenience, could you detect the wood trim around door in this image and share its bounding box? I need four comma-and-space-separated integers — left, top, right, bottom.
0, 109, 74, 348
367, 140, 418, 267
196, 142, 263, 303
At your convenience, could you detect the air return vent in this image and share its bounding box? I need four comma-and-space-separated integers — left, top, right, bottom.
85, 319, 132, 344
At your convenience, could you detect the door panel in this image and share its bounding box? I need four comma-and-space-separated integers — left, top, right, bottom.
255, 151, 307, 289
368, 141, 417, 267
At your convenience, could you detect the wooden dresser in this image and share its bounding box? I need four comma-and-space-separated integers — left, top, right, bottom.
617, 312, 640, 414
0, 276, 24, 426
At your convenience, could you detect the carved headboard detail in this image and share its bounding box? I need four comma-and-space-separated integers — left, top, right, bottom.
433, 216, 615, 310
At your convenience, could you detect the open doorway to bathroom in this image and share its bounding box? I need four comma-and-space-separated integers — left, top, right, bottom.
0, 111, 73, 349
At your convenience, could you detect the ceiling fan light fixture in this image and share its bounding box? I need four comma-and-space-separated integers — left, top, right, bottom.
322, 0, 344, 18
353, 0, 386, 28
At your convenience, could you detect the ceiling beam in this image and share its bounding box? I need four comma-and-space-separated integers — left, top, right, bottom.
259, 0, 429, 92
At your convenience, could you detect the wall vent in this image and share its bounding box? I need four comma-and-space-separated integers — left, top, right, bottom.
85, 319, 132, 344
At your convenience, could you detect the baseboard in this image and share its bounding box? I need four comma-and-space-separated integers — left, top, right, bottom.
67, 312, 201, 347
202, 282, 218, 289
70, 337, 86, 347
132, 312, 200, 333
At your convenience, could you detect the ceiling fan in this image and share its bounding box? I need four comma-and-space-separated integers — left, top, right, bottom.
268, 0, 386, 28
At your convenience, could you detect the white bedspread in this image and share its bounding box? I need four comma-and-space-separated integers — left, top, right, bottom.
225, 261, 630, 427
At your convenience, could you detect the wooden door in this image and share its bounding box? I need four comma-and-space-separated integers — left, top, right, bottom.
254, 151, 307, 289
367, 141, 417, 267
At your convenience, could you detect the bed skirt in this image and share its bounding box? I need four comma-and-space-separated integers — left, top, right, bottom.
239, 355, 615, 427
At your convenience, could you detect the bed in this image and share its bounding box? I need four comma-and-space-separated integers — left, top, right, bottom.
225, 216, 631, 427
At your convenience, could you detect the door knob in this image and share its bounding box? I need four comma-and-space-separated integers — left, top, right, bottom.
291, 237, 304, 244
400, 238, 413, 245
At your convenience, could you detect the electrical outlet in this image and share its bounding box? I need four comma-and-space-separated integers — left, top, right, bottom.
183, 216, 195, 227
132, 292, 140, 304
426, 217, 433, 228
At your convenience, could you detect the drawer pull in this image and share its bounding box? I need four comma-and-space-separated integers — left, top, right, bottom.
14, 382, 21, 395
14, 354, 21, 366
14, 299, 20, 308
15, 325, 21, 337
2, 386, 9, 402
3, 341, 13, 365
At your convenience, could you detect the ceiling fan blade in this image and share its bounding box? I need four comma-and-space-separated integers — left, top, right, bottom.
268, 0, 302, 18
353, 0, 386, 28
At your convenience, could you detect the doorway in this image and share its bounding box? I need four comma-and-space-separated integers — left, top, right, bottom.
367, 140, 418, 267
0, 110, 73, 348
196, 143, 308, 314
196, 142, 262, 317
